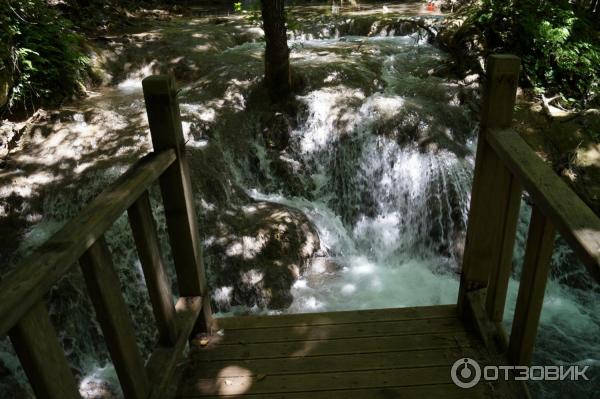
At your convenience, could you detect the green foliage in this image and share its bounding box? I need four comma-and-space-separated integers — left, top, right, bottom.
234, 0, 262, 25
237, 1, 301, 33
458, 0, 600, 105
285, 7, 302, 33
1, 0, 90, 113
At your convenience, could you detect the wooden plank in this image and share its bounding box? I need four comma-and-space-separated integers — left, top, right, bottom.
80, 238, 150, 399
0, 149, 176, 337
142, 75, 212, 331
213, 317, 465, 345
179, 366, 462, 396
178, 384, 491, 399
192, 331, 478, 362
9, 301, 80, 399
215, 305, 458, 330
186, 347, 483, 378
128, 190, 177, 345
487, 127, 600, 282
458, 54, 521, 314
509, 207, 555, 365
147, 296, 203, 399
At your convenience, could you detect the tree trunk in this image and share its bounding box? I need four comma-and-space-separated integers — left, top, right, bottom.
261, 0, 291, 100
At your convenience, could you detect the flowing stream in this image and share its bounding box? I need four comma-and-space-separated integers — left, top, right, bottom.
1, 4, 598, 398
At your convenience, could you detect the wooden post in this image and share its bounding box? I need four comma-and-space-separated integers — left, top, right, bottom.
128, 190, 178, 345
80, 238, 150, 399
458, 55, 521, 317
9, 302, 80, 399
142, 75, 212, 332
509, 206, 555, 365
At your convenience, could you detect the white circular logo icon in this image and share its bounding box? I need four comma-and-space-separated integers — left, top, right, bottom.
451, 358, 481, 388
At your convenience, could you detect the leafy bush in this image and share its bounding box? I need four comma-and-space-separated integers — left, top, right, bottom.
452, 0, 600, 105
0, 0, 90, 113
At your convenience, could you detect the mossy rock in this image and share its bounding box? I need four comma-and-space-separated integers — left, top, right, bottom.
205, 201, 320, 311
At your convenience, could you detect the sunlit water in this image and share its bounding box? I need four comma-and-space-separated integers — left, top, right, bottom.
1, 6, 598, 398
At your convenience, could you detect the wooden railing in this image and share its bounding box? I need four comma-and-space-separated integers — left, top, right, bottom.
459, 54, 600, 366
0, 75, 212, 399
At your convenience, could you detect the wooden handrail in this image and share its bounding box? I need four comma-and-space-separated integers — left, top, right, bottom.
487, 127, 600, 281
461, 54, 600, 369
2, 75, 212, 399
128, 191, 178, 346
80, 238, 151, 399
0, 149, 176, 337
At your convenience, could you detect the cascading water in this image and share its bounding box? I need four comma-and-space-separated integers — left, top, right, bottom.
1, 5, 598, 398
227, 32, 477, 312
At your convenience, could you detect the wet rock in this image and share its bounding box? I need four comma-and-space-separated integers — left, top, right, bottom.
369, 18, 434, 38
439, 0, 470, 12
79, 379, 120, 399
311, 257, 343, 273
0, 124, 18, 160
270, 153, 314, 198
205, 201, 320, 311
436, 19, 487, 78
261, 112, 292, 151
428, 62, 454, 78
0, 358, 30, 399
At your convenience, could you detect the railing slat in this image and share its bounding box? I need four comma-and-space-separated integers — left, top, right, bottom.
9, 302, 80, 399
128, 190, 177, 345
485, 177, 522, 322
458, 54, 521, 313
80, 238, 150, 399
487, 127, 600, 282
0, 149, 176, 337
509, 207, 555, 365
142, 75, 212, 331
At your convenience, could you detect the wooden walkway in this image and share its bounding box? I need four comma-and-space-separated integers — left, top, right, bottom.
177, 305, 523, 398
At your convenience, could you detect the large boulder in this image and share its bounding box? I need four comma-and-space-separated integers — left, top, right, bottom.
204, 201, 320, 311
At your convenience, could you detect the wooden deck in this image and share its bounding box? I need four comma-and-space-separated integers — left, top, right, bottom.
177, 305, 524, 398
